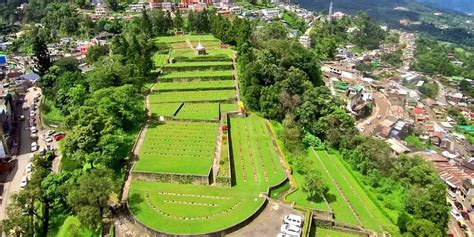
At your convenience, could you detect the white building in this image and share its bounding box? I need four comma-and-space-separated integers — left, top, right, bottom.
299, 35, 311, 48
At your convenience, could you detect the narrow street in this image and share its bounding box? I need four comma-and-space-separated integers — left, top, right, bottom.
356, 92, 391, 134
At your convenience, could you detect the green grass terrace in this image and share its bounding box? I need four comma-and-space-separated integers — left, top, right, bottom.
134, 121, 218, 175
149, 90, 236, 103
129, 115, 287, 234
153, 80, 234, 91
175, 103, 219, 120
160, 70, 233, 81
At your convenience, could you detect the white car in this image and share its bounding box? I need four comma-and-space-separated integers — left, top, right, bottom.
359, 127, 365, 132
46, 130, 55, 136
277, 233, 297, 237
43, 136, 53, 143
20, 176, 28, 188
280, 224, 301, 236
30, 142, 38, 152
377, 115, 382, 119
25, 163, 32, 173
30, 111, 36, 117
366, 120, 372, 125
284, 214, 303, 227
450, 209, 463, 221
30, 126, 38, 133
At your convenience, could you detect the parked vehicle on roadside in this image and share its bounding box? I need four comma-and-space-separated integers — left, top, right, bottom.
53, 133, 66, 141
26, 163, 32, 173
450, 209, 463, 221
284, 214, 303, 227
30, 142, 38, 152
20, 176, 28, 188
280, 224, 301, 236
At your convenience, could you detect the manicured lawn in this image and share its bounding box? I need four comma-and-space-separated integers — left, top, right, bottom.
172, 48, 235, 59
231, 114, 287, 185
164, 61, 232, 68
134, 121, 218, 175
221, 103, 239, 113
307, 150, 360, 226
315, 228, 360, 237
56, 216, 98, 237
149, 90, 236, 103
149, 102, 181, 116
129, 115, 287, 234
176, 103, 219, 120
154, 34, 219, 43
311, 149, 397, 232
153, 53, 169, 68
286, 167, 330, 211
160, 70, 233, 80
153, 80, 234, 91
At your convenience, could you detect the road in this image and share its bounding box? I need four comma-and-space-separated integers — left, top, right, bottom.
0, 86, 61, 220
356, 92, 391, 135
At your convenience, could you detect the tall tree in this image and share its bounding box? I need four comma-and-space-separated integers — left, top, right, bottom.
141, 9, 152, 38
174, 9, 184, 31
67, 168, 117, 230
32, 35, 52, 75
302, 169, 329, 201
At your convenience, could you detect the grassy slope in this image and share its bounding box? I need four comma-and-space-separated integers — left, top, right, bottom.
153, 80, 234, 91
149, 90, 236, 103
134, 121, 218, 175
129, 115, 286, 234
160, 70, 233, 79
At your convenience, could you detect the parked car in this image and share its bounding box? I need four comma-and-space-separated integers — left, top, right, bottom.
53, 133, 66, 141
461, 211, 470, 221
19, 115, 25, 121
366, 120, 372, 125
30, 126, 37, 133
46, 130, 55, 136
280, 224, 301, 236
25, 163, 32, 173
377, 115, 382, 119
284, 214, 303, 227
42, 135, 53, 143
277, 233, 297, 237
30, 142, 38, 152
29, 111, 36, 117
454, 201, 463, 210
20, 176, 28, 188
458, 220, 468, 230
359, 127, 365, 132
450, 209, 463, 221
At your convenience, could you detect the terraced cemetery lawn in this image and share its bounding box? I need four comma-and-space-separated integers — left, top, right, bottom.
160, 70, 233, 80
174, 48, 235, 59
221, 103, 239, 113
153, 53, 169, 67
149, 90, 236, 103
129, 115, 287, 234
155, 34, 218, 43
134, 121, 218, 175
176, 103, 219, 120
311, 149, 396, 232
164, 61, 232, 68
307, 150, 360, 226
231, 114, 287, 186
315, 228, 361, 237
149, 103, 181, 116
153, 80, 234, 91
